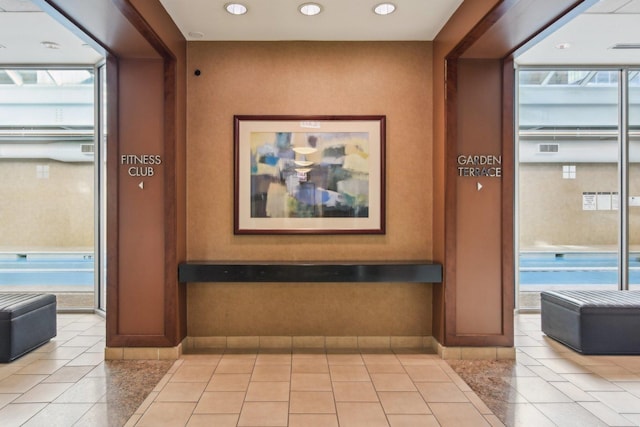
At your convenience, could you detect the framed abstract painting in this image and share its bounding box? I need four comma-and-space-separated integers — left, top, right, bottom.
234, 115, 386, 234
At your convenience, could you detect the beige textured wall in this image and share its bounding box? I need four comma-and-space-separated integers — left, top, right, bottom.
0, 160, 93, 251
186, 41, 434, 337
520, 163, 640, 248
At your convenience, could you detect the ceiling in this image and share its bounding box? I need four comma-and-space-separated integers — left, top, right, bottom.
158, 0, 463, 41
0, 0, 639, 66
516, 0, 640, 65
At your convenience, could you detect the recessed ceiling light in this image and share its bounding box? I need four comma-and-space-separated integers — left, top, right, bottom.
41, 41, 61, 50
299, 3, 322, 16
555, 42, 571, 50
225, 3, 247, 15
188, 31, 205, 39
374, 3, 396, 15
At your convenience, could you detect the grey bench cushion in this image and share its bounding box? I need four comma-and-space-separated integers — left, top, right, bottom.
0, 293, 57, 362
541, 290, 640, 355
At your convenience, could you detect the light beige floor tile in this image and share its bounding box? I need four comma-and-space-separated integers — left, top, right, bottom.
134, 391, 159, 415
330, 365, 370, 381
292, 359, 329, 373
518, 346, 565, 360
0, 374, 47, 393
0, 393, 19, 410
53, 377, 107, 403
589, 390, 640, 413
136, 402, 196, 426
42, 365, 93, 383
237, 401, 288, 426
289, 413, 339, 427
66, 352, 105, 367
40, 346, 87, 360
364, 363, 406, 373
16, 359, 69, 375
362, 354, 399, 364
155, 381, 206, 402
378, 391, 431, 414
193, 391, 245, 414
541, 358, 591, 374
404, 365, 451, 382
171, 364, 216, 382
561, 373, 623, 392
370, 373, 417, 391
291, 373, 332, 391
14, 382, 73, 403
333, 381, 379, 402
336, 402, 389, 427
616, 381, 640, 397
251, 364, 291, 382
74, 402, 111, 427
215, 359, 255, 374
579, 401, 637, 426
527, 365, 566, 381
186, 414, 239, 426
501, 403, 557, 426
245, 381, 289, 401
206, 373, 251, 391
484, 414, 506, 427
550, 381, 599, 402
255, 354, 292, 365
429, 402, 491, 427
534, 402, 609, 427
505, 376, 573, 403
396, 354, 439, 366
22, 402, 93, 427
61, 335, 103, 348
589, 365, 639, 382
0, 402, 47, 426
416, 382, 469, 403
327, 354, 364, 365
181, 354, 222, 366
387, 414, 441, 427
290, 391, 336, 413
465, 390, 493, 414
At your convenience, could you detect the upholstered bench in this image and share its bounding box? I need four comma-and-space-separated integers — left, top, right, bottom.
0, 293, 57, 362
541, 290, 640, 355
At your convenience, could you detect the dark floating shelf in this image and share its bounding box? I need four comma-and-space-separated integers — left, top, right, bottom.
178, 261, 442, 284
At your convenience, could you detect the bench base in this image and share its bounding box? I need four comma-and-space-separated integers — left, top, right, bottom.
0, 294, 57, 362
541, 290, 640, 355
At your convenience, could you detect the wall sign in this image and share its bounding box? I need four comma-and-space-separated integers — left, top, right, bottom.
121, 154, 162, 189
457, 154, 502, 177
121, 154, 162, 177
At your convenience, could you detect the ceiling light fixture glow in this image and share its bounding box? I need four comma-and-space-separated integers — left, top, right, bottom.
299, 3, 322, 16
41, 41, 61, 50
374, 3, 396, 15
225, 3, 247, 15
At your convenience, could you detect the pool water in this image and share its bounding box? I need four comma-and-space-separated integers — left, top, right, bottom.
0, 255, 94, 286
519, 252, 640, 286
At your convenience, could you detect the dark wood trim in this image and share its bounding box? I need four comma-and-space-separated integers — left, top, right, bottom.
233, 115, 386, 235
107, 334, 175, 348
163, 57, 179, 345
105, 55, 120, 347
446, 0, 518, 60
501, 57, 516, 347
443, 58, 459, 346
441, 0, 595, 348
111, 0, 176, 60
